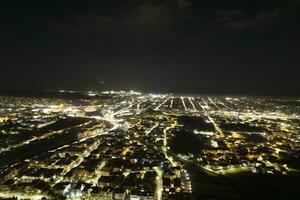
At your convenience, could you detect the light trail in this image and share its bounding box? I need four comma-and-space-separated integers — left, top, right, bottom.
216, 98, 230, 109
154, 167, 163, 200
163, 126, 177, 167
198, 101, 205, 111
89, 161, 107, 186
201, 98, 223, 134
146, 123, 159, 136
181, 97, 187, 111
208, 98, 221, 110
155, 97, 171, 111
170, 97, 174, 108
188, 97, 197, 111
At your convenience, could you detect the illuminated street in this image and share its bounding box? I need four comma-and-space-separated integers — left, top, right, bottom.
0, 91, 299, 199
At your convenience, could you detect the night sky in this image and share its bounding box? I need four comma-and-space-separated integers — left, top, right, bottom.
1, 0, 300, 96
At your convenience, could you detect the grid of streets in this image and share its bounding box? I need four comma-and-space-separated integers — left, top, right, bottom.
0, 91, 299, 200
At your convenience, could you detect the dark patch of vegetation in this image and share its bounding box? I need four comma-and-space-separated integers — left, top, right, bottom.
170, 130, 209, 154
177, 116, 215, 132
220, 122, 268, 133
231, 172, 300, 200
244, 133, 267, 143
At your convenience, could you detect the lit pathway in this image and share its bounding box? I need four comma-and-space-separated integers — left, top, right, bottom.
188, 97, 197, 111
201, 98, 223, 134
155, 97, 171, 111
181, 97, 187, 111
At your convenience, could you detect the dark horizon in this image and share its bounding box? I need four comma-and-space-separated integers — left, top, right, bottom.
1, 1, 300, 96
0, 87, 299, 99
